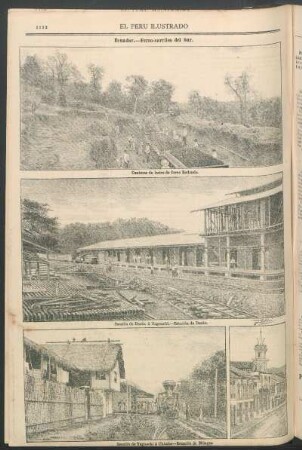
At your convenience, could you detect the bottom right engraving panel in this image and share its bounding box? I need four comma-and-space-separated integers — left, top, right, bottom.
229, 323, 287, 439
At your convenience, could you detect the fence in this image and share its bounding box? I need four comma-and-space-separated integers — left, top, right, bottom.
25, 371, 104, 435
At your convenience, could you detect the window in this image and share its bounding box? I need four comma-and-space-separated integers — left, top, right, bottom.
114, 371, 118, 383
96, 372, 106, 380
26, 348, 41, 370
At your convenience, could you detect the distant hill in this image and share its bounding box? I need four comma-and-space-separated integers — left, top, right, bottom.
58, 218, 181, 255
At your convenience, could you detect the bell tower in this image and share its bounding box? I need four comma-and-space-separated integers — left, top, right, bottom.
253, 329, 268, 372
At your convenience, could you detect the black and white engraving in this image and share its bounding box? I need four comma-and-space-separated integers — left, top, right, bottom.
230, 324, 287, 438
20, 45, 282, 170
21, 174, 284, 321
24, 327, 226, 442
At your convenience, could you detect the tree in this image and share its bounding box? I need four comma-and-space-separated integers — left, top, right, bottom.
58, 218, 179, 254
191, 350, 226, 381
248, 97, 282, 128
125, 75, 148, 114
22, 199, 59, 250
181, 350, 227, 420
46, 51, 82, 106
88, 63, 104, 102
21, 55, 43, 87
188, 90, 203, 117
149, 79, 174, 113
224, 71, 251, 125
22, 87, 42, 114
103, 81, 124, 110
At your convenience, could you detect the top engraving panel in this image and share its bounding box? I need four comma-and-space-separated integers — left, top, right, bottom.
20, 45, 282, 171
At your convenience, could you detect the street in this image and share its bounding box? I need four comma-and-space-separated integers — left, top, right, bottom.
28, 413, 225, 442
232, 403, 288, 439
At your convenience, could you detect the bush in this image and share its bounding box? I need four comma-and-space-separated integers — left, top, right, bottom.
89, 136, 117, 169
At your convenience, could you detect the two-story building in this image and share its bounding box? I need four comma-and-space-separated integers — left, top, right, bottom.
77, 177, 283, 284
230, 330, 286, 432
193, 177, 284, 281
24, 337, 125, 420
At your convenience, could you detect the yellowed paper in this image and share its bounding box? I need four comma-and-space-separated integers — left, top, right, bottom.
6, 7, 293, 446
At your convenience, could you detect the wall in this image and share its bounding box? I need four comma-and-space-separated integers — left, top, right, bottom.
113, 391, 129, 413
57, 366, 69, 384
109, 360, 121, 392
265, 231, 284, 270
25, 371, 104, 436
90, 361, 121, 392
90, 371, 110, 390
230, 235, 261, 270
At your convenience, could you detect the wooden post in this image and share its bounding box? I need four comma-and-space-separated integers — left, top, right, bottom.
226, 236, 230, 277
126, 383, 129, 414
48, 356, 51, 380
214, 368, 218, 419
204, 238, 208, 276
260, 233, 265, 280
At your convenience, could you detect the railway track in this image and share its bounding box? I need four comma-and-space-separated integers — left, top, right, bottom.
38, 262, 283, 320
127, 271, 254, 319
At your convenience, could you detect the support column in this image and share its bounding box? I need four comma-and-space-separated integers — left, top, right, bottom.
204, 238, 209, 276
225, 235, 230, 277
260, 233, 265, 281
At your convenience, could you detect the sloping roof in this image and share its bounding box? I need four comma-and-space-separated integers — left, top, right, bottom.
44, 341, 125, 378
192, 182, 282, 212
228, 178, 282, 197
24, 337, 78, 372
120, 381, 154, 398
232, 361, 254, 371
23, 238, 54, 253
23, 251, 50, 263
230, 366, 256, 379
77, 233, 204, 253
231, 361, 285, 381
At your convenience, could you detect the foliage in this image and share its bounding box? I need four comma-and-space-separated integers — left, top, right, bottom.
88, 64, 104, 102
125, 75, 148, 114
224, 71, 250, 125
58, 218, 179, 255
21, 54, 44, 87
191, 350, 226, 381
148, 79, 174, 113
177, 350, 227, 420
21, 52, 281, 128
188, 90, 203, 117
89, 136, 117, 168
102, 81, 125, 110
22, 199, 59, 250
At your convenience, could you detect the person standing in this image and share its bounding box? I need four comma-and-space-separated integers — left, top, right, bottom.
145, 142, 151, 163
182, 126, 188, 146
123, 150, 130, 168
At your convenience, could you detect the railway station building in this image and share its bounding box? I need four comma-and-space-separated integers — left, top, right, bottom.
193, 177, 284, 281
77, 176, 284, 283
77, 233, 205, 273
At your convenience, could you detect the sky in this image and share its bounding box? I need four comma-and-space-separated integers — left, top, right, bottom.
25, 327, 225, 394
21, 44, 281, 102
230, 324, 286, 368
21, 174, 281, 233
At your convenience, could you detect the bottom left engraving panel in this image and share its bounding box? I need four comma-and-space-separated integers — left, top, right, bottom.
23, 326, 227, 442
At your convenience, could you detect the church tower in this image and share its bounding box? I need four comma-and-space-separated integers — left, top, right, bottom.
253, 329, 268, 372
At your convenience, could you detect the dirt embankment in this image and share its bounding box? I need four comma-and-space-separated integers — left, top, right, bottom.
21, 103, 282, 170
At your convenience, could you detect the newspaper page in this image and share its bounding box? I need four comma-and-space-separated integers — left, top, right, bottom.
293, 5, 302, 440
6, 7, 293, 446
